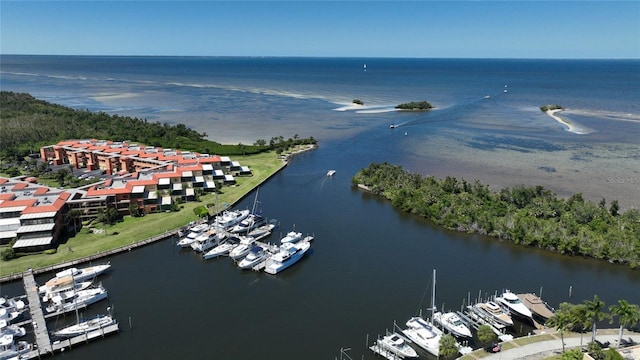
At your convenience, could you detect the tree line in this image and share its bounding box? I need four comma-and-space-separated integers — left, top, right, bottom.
351, 162, 640, 269
0, 91, 316, 161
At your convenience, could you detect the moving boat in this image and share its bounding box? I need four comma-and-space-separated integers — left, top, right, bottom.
376, 332, 418, 358
263, 241, 311, 274
53, 314, 116, 338
327, 170, 336, 177
39, 263, 111, 293
495, 290, 533, 319
176, 223, 209, 248
433, 311, 473, 338
472, 301, 514, 327
45, 286, 108, 315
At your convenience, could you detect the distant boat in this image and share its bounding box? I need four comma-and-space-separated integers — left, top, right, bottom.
363, 64, 367, 71
390, 124, 396, 129
326, 169, 336, 177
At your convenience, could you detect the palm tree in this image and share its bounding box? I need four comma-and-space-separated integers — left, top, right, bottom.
546, 302, 575, 353
569, 303, 590, 348
609, 300, 640, 348
584, 295, 607, 343
438, 334, 458, 359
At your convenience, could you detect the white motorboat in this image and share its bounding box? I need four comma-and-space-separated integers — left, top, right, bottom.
190, 232, 224, 253
0, 320, 26, 338
230, 213, 267, 234
53, 314, 116, 338
0, 297, 26, 324
213, 209, 250, 229
433, 311, 472, 338
280, 230, 302, 244
237, 246, 270, 269
46, 286, 108, 315
246, 222, 276, 241
42, 279, 93, 302
263, 241, 311, 275
376, 332, 418, 358
496, 290, 533, 319
402, 316, 442, 357
176, 223, 209, 248
0, 334, 30, 360
229, 236, 256, 260
39, 263, 111, 293
203, 239, 238, 260
473, 301, 514, 327
327, 169, 336, 177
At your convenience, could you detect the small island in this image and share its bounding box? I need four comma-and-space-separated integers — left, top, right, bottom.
540, 104, 564, 112
395, 101, 433, 111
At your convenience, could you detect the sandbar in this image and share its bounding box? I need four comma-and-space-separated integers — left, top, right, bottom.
546, 109, 580, 134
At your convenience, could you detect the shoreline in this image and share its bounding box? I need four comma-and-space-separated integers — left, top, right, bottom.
0, 145, 316, 282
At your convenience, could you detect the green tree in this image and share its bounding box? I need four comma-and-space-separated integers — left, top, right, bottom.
609, 300, 640, 348
477, 324, 497, 348
584, 295, 608, 343
438, 334, 458, 359
546, 302, 575, 353
66, 209, 82, 233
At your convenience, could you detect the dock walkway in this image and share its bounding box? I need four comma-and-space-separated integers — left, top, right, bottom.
22, 270, 53, 356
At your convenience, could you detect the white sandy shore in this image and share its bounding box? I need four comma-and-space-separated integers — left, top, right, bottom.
545, 109, 582, 134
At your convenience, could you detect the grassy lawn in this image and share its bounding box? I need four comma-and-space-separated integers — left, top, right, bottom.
0, 150, 289, 278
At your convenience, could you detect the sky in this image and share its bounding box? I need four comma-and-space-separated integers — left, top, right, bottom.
1, 1, 639, 59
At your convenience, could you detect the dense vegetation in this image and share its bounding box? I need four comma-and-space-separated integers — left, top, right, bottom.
352, 163, 640, 269
395, 101, 433, 110
541, 104, 564, 112
0, 91, 316, 160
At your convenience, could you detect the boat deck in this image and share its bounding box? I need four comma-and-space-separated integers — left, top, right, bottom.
517, 293, 555, 320
369, 343, 402, 360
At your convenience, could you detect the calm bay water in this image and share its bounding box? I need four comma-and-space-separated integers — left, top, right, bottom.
1, 56, 639, 359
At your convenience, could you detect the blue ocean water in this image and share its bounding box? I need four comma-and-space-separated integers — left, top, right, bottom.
2, 56, 639, 208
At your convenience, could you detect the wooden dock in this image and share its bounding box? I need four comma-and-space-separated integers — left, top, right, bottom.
23, 270, 53, 356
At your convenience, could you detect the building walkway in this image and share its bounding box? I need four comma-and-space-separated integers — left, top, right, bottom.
461, 330, 640, 360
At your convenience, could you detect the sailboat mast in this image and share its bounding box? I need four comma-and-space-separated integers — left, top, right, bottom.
431, 269, 436, 320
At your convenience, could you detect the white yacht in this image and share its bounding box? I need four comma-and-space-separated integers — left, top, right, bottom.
246, 222, 276, 241
53, 314, 116, 338
45, 286, 108, 315
0, 297, 26, 324
176, 223, 209, 248
42, 279, 93, 302
279, 231, 302, 244
230, 213, 266, 234
263, 241, 311, 274
39, 263, 111, 293
228, 236, 256, 260
473, 301, 514, 327
213, 209, 250, 229
190, 232, 224, 253
433, 311, 472, 338
402, 316, 442, 357
496, 290, 533, 319
0, 320, 26, 338
0, 334, 30, 360
376, 332, 418, 358
203, 239, 238, 260
237, 246, 270, 270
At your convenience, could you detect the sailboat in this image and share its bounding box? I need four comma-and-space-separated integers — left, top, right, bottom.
402, 269, 442, 357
